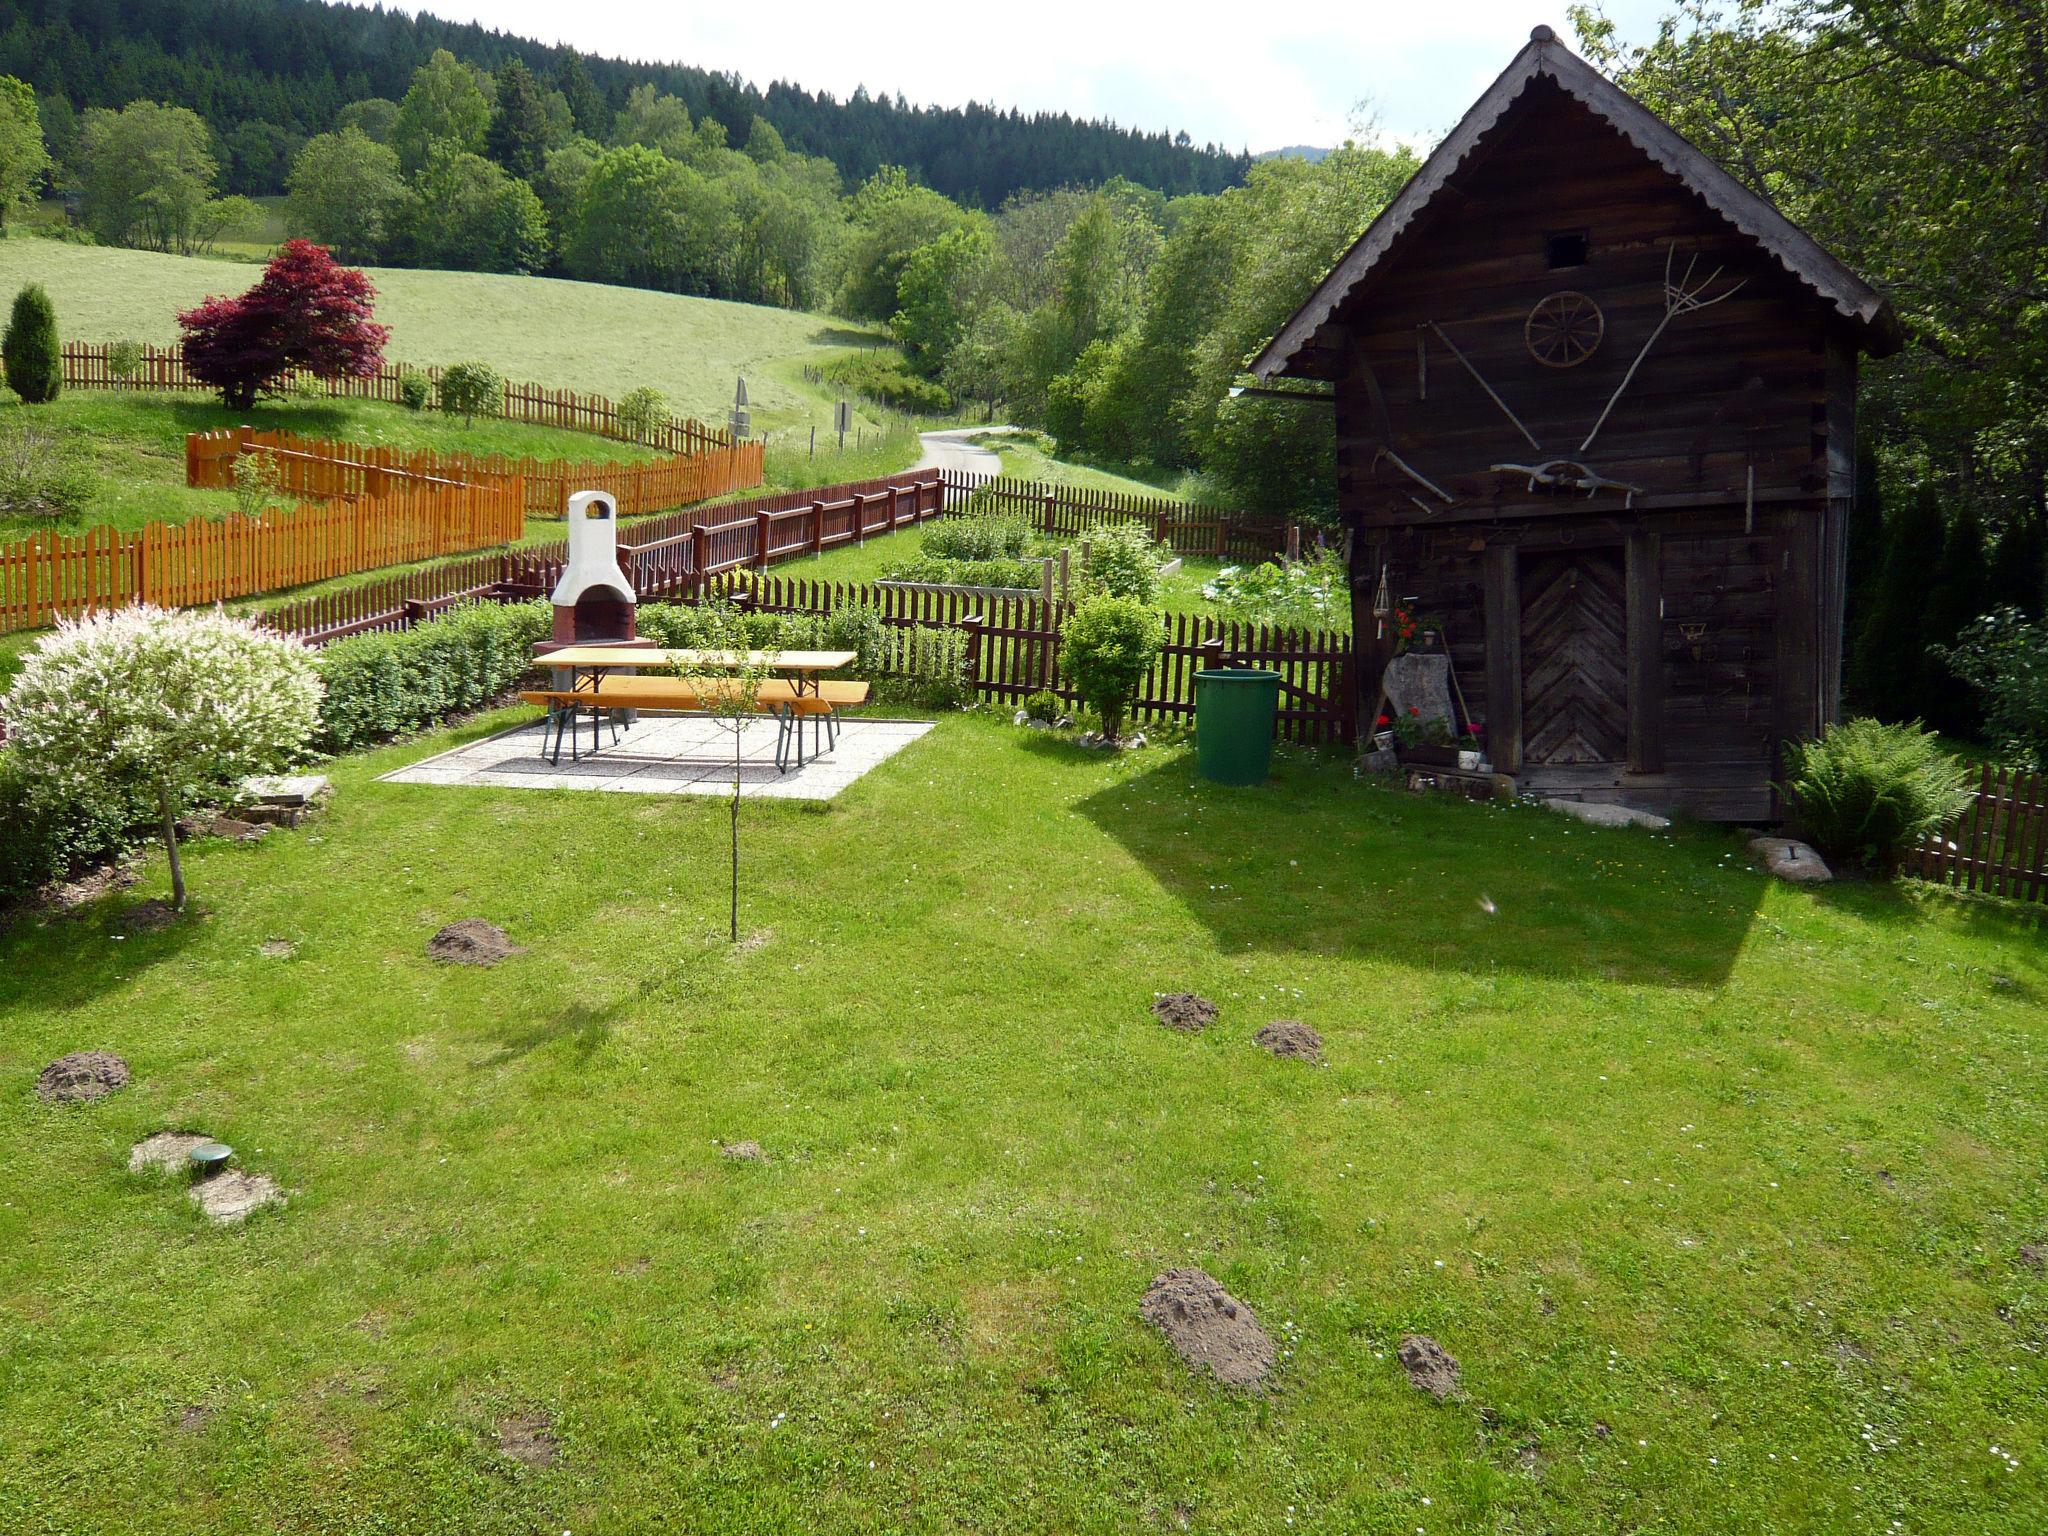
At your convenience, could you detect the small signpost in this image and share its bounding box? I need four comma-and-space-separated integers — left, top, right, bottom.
834, 399, 852, 450
729, 377, 750, 439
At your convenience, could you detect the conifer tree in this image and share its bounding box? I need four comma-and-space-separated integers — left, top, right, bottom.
2, 282, 61, 404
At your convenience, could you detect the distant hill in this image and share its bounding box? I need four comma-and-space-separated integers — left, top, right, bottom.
1256, 145, 1335, 163
2, 0, 1251, 206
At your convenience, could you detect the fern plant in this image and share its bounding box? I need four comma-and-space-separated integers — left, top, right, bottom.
1778, 717, 1973, 875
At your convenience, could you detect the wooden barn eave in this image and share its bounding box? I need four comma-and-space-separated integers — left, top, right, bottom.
1249, 24, 1902, 384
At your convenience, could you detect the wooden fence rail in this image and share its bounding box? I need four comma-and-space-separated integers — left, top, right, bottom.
60, 343, 735, 457
947, 471, 1303, 561
1906, 765, 2048, 903
1, 478, 524, 631
188, 425, 764, 519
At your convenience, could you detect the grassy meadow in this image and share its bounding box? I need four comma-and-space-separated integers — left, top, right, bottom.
2, 710, 2044, 1534
0, 237, 910, 439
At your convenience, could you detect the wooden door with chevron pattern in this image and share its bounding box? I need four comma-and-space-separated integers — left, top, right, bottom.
1520, 549, 1628, 765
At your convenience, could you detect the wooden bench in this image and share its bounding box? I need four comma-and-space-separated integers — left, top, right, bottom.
517, 676, 871, 769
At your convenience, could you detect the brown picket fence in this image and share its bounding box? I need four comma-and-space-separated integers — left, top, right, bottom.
715, 570, 1355, 745
958, 473, 1301, 561
60, 343, 734, 457
0, 477, 525, 630
187, 426, 765, 519
1905, 765, 2048, 903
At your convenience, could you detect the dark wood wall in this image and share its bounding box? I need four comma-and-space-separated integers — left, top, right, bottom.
1321, 81, 1862, 819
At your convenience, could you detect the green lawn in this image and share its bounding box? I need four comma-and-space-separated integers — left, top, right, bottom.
3, 710, 2044, 1533
0, 237, 914, 440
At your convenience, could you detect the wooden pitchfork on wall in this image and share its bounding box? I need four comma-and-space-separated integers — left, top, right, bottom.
1579, 242, 1747, 455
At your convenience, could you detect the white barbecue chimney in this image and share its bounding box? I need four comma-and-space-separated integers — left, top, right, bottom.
550, 490, 637, 645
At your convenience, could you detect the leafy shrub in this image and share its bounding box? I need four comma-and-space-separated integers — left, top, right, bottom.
0, 416, 95, 519
0, 747, 152, 910
1020, 688, 1062, 723
397, 367, 433, 411
315, 600, 549, 751
106, 339, 146, 380
879, 625, 972, 709
824, 352, 952, 414
1080, 521, 1164, 604
1940, 607, 2048, 768
1203, 549, 1348, 630
923, 513, 1034, 562
1061, 595, 1163, 741
230, 450, 284, 520
437, 359, 503, 424
3, 283, 61, 404
617, 385, 668, 445
1779, 717, 1975, 875
3, 606, 323, 909
878, 552, 1042, 590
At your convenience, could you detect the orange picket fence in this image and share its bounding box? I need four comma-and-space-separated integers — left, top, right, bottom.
186, 426, 765, 518
0, 478, 524, 634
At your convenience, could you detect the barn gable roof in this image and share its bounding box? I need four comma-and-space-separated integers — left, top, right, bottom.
1251, 25, 1901, 379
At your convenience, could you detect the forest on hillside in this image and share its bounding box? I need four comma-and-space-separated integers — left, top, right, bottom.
0, 0, 1249, 205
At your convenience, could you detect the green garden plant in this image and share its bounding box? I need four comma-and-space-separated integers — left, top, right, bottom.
617, 385, 669, 445
1081, 521, 1165, 604
397, 366, 433, 411
2, 606, 323, 910
1779, 716, 1974, 876
1060, 594, 1163, 742
0, 416, 93, 520
436, 359, 503, 424
1940, 607, 2048, 769
3, 282, 62, 404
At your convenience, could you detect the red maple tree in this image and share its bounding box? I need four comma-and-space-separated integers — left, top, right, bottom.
178, 240, 390, 410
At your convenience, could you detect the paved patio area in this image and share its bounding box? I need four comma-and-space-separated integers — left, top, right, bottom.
379, 715, 933, 800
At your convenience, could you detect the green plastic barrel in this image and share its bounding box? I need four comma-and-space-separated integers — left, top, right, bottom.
1194, 668, 1282, 785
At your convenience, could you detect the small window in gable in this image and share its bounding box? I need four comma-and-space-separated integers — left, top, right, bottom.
1545, 230, 1590, 269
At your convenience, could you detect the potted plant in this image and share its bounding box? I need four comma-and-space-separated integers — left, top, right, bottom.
1391, 706, 1458, 766
1458, 721, 1487, 772
1373, 712, 1396, 750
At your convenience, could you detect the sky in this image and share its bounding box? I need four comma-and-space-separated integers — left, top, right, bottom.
392, 2, 1679, 155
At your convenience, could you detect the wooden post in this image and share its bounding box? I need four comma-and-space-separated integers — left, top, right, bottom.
961, 611, 986, 686
810, 500, 826, 555
1286, 523, 1301, 563
1057, 547, 1070, 602
1039, 558, 1054, 605
1214, 517, 1228, 559
1482, 542, 1522, 774
854, 493, 867, 545
1626, 530, 1664, 774
691, 524, 710, 595
756, 510, 773, 569
1042, 492, 1056, 534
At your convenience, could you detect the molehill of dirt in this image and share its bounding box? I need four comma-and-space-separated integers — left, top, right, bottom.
36, 1050, 131, 1104
427, 920, 524, 966
1152, 993, 1218, 1033
1141, 1267, 1275, 1390
1398, 1333, 1462, 1399
1254, 1020, 1323, 1063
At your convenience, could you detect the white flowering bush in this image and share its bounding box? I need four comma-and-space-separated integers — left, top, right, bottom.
3, 605, 323, 910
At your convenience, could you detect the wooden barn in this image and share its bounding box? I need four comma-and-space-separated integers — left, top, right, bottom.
1250, 25, 1901, 820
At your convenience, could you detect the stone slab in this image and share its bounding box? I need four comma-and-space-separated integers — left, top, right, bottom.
379, 717, 933, 802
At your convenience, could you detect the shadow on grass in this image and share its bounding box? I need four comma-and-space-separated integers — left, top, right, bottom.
0, 893, 208, 1010
475, 999, 618, 1069
1074, 755, 1766, 988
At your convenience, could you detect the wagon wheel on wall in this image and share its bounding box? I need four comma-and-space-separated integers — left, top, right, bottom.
1525, 291, 1604, 368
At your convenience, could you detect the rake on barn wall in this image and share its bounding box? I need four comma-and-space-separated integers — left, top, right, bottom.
1579, 242, 1749, 455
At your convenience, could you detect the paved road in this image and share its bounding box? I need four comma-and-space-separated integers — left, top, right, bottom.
912, 427, 1007, 479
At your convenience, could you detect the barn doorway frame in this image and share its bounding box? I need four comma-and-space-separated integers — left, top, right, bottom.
1480, 530, 1664, 778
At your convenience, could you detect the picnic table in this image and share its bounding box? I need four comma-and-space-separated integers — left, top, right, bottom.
523, 646, 864, 769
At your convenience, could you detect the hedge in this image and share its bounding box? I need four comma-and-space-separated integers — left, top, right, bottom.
314, 600, 551, 752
